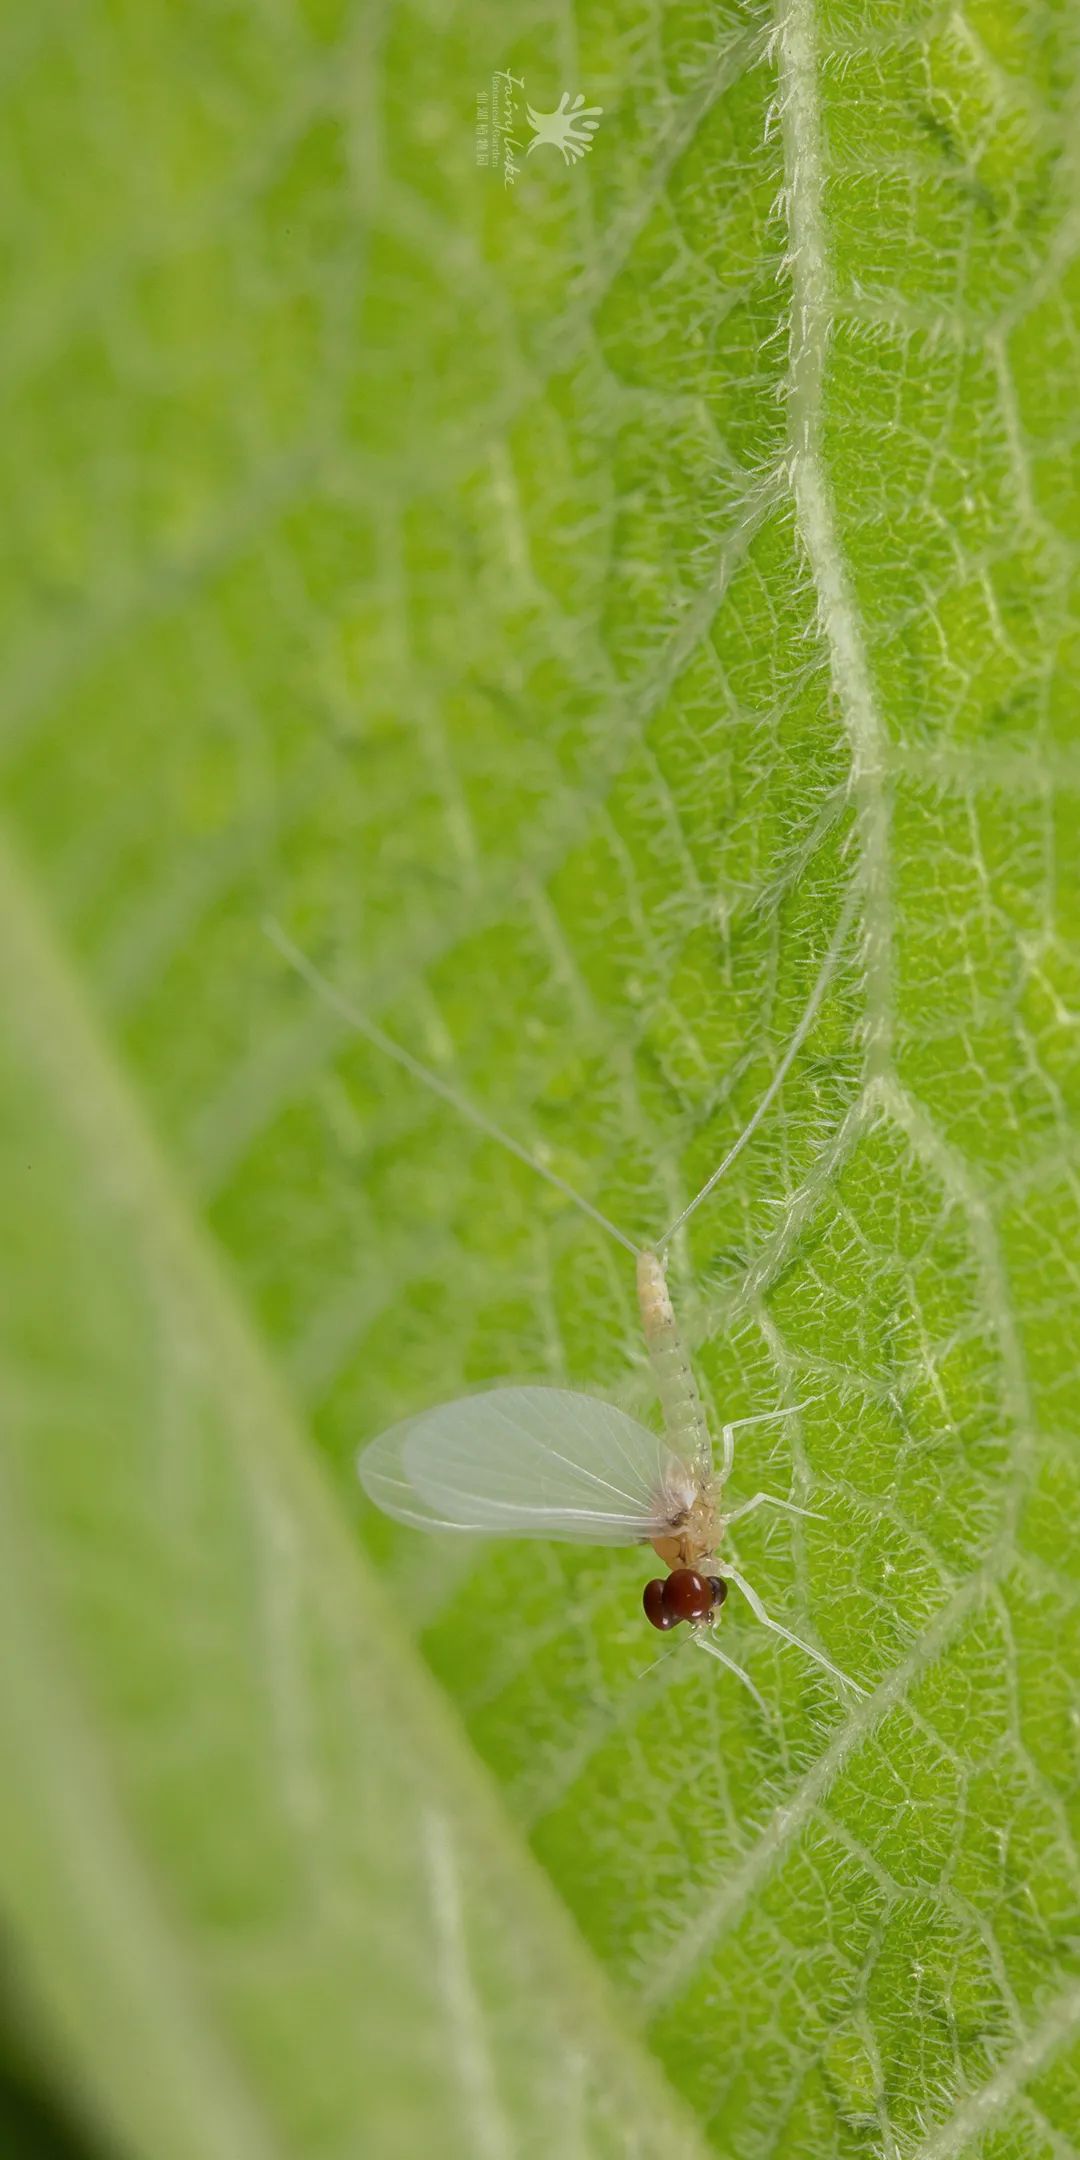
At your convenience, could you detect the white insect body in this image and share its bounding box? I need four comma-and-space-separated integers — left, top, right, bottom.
267, 919, 866, 1705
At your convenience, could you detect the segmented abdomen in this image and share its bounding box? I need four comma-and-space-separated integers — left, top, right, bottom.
636, 1251, 712, 1474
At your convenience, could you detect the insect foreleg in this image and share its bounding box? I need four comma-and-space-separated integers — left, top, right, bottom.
721, 1492, 824, 1529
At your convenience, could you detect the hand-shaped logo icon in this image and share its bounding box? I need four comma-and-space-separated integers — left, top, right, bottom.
525, 91, 603, 164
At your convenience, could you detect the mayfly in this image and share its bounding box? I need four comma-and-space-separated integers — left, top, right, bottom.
266, 916, 866, 1705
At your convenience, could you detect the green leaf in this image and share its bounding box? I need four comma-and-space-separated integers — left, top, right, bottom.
0, 835, 711, 2160
2, 3, 1080, 2159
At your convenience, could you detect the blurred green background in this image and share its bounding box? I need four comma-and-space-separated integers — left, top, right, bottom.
2, 3, 1080, 2157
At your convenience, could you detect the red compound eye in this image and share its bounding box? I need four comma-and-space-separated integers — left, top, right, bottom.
643, 1578, 677, 1630
662, 1568, 714, 1622
709, 1576, 728, 1609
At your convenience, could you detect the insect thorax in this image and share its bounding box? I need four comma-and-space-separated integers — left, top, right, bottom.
650, 1484, 721, 1573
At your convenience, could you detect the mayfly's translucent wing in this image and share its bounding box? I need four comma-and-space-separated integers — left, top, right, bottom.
357, 1386, 695, 1543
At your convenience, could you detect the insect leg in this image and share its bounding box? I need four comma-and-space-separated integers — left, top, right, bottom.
722, 1565, 867, 1696
718, 1421, 735, 1483
722, 1492, 825, 1528
692, 1628, 768, 1712
718, 1399, 819, 1483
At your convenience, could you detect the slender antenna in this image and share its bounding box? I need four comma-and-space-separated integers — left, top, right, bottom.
264, 919, 642, 1258
655, 881, 859, 1252
635, 1633, 688, 1685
